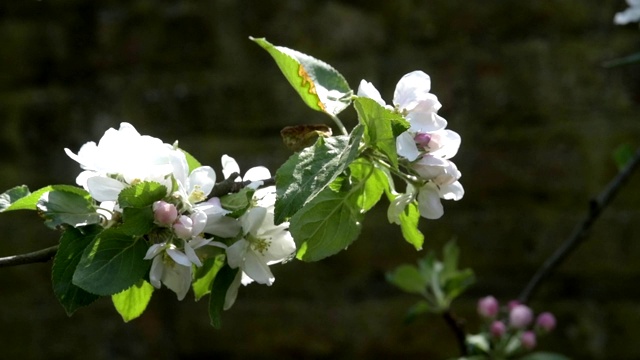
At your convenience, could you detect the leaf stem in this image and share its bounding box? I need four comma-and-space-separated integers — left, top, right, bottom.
329, 113, 348, 136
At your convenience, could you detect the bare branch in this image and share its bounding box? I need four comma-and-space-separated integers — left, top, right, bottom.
0, 245, 58, 268
443, 310, 468, 356
519, 148, 640, 303
209, 173, 275, 198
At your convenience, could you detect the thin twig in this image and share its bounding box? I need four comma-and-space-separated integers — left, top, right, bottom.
0, 245, 58, 268
0, 174, 276, 268
519, 148, 640, 303
443, 310, 468, 356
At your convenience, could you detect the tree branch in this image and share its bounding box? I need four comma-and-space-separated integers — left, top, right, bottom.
519, 148, 640, 303
0, 174, 277, 268
0, 245, 58, 268
443, 310, 468, 356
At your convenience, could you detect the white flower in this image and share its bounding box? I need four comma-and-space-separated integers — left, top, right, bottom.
417, 181, 464, 220
221, 154, 275, 208
65, 122, 181, 202
213, 206, 296, 309
615, 0, 640, 24
196, 197, 241, 238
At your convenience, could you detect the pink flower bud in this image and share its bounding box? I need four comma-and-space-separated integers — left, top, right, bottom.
521, 330, 537, 350
490, 320, 506, 338
536, 312, 556, 332
173, 215, 193, 240
414, 133, 432, 147
509, 304, 533, 329
507, 300, 521, 311
477, 296, 499, 319
153, 201, 178, 226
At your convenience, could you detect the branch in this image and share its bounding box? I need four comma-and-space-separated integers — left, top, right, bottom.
519, 148, 640, 303
0, 245, 58, 268
209, 172, 276, 198
443, 310, 468, 356
0, 174, 277, 269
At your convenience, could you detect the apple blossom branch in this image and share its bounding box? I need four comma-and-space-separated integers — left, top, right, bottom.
0, 173, 276, 268
519, 147, 640, 303
443, 310, 468, 356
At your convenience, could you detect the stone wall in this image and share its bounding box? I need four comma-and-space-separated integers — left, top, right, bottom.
0, 1, 639, 359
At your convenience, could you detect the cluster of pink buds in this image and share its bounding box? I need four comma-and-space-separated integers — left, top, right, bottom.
476, 296, 556, 354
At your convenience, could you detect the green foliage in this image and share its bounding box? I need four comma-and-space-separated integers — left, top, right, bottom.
0, 185, 30, 212
251, 37, 352, 116
349, 160, 388, 213
0, 184, 90, 213
72, 229, 151, 296
192, 254, 226, 301
220, 188, 255, 218
354, 97, 409, 168
117, 181, 167, 208
275, 125, 364, 224
208, 264, 239, 329
51, 226, 102, 315
290, 186, 364, 262
119, 207, 156, 237
37, 189, 102, 228
518, 353, 571, 360
111, 280, 154, 322
387, 240, 474, 314
397, 200, 425, 250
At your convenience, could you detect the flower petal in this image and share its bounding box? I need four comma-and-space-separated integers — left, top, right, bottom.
357, 80, 387, 107
86, 176, 126, 202
221, 154, 241, 180
417, 184, 444, 219
396, 131, 421, 162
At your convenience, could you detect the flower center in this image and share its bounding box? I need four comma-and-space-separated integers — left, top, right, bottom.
247, 233, 271, 255
189, 185, 206, 204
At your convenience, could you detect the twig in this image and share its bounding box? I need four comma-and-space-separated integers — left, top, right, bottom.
519, 148, 640, 303
0, 245, 58, 268
0, 174, 277, 268
443, 310, 468, 356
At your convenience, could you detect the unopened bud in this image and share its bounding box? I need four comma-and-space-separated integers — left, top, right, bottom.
536, 312, 556, 332
509, 304, 534, 329
414, 133, 432, 148
173, 215, 193, 240
490, 320, 506, 338
153, 201, 178, 226
477, 295, 499, 319
521, 330, 537, 350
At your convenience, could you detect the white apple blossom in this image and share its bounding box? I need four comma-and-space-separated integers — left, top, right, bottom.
615, 0, 640, 24
221, 154, 276, 209
65, 122, 182, 202
212, 206, 295, 309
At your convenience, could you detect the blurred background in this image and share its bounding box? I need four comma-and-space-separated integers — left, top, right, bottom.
1, 0, 639, 359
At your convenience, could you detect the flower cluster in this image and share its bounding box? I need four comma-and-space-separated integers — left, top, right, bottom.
614, 0, 640, 25
357, 71, 463, 220
472, 296, 557, 357
65, 122, 295, 305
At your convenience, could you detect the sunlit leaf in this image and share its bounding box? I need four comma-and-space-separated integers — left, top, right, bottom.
111, 280, 154, 322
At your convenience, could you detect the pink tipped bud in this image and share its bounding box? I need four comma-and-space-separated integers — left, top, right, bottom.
509, 304, 534, 329
172, 215, 193, 240
490, 320, 506, 338
153, 201, 178, 226
477, 295, 499, 319
414, 133, 433, 148
536, 312, 556, 332
521, 331, 537, 350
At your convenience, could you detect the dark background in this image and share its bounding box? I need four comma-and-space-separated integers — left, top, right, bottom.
1, 1, 639, 359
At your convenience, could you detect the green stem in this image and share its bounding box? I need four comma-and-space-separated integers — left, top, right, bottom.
329, 113, 348, 136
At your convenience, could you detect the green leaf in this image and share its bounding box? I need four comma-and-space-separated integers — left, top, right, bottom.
0, 185, 30, 212
443, 268, 475, 302
518, 352, 571, 360
111, 280, 154, 322
386, 264, 426, 295
442, 239, 460, 279
275, 125, 364, 224
72, 229, 151, 296
51, 226, 102, 315
181, 148, 202, 173
354, 97, 409, 168
118, 181, 167, 208
349, 160, 388, 213
220, 188, 255, 218
251, 37, 352, 116
119, 207, 155, 236
404, 300, 431, 323
603, 51, 640, 68
397, 200, 424, 251
289, 186, 364, 262
37, 189, 101, 228
613, 143, 635, 171
192, 254, 226, 301
0, 184, 90, 213
209, 263, 239, 329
